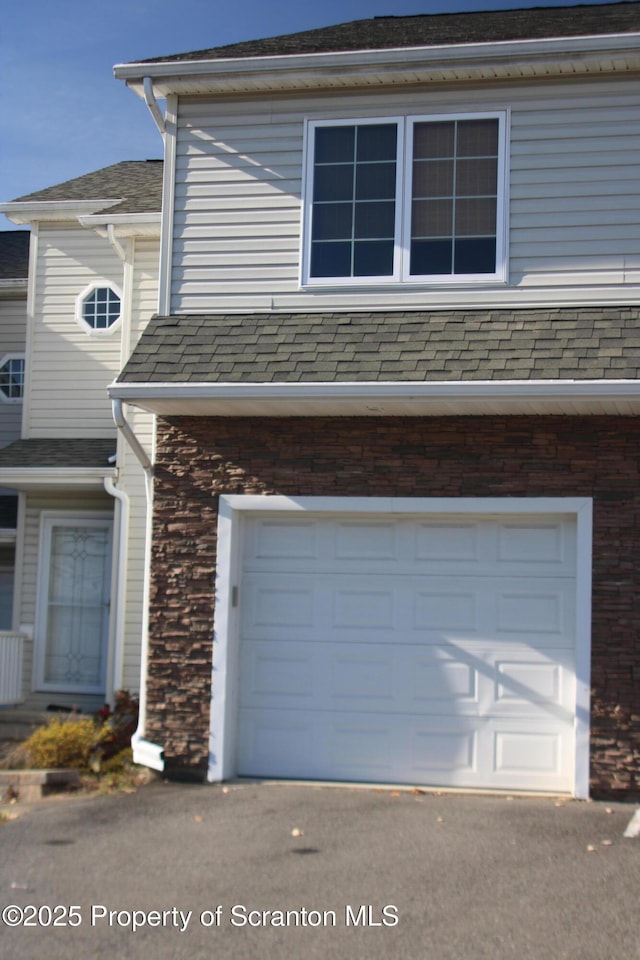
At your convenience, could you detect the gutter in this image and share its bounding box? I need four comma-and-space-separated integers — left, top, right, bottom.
112, 398, 164, 772
114, 32, 640, 96
110, 377, 640, 398
0, 199, 121, 225
0, 467, 114, 490
115, 31, 640, 79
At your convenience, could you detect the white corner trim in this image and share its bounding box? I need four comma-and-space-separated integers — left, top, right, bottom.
158, 95, 178, 316
22, 222, 37, 440
208, 494, 593, 797
573, 497, 593, 800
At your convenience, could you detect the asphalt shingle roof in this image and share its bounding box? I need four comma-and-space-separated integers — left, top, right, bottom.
0, 439, 116, 469
116, 308, 640, 385
0, 231, 29, 280
138, 2, 640, 64
11, 161, 163, 214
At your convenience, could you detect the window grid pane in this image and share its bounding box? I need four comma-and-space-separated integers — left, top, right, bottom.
82, 287, 121, 329
0, 358, 25, 399
311, 123, 397, 278
410, 118, 499, 276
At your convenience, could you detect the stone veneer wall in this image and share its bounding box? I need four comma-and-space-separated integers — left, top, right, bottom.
148, 415, 640, 796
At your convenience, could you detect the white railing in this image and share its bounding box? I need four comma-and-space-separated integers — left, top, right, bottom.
0, 632, 24, 704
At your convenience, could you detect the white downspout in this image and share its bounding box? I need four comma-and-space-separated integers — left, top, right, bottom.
103, 475, 129, 703
143, 77, 166, 137
112, 397, 164, 772
107, 224, 127, 263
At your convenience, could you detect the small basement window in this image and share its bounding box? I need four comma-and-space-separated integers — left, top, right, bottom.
0, 355, 25, 401
76, 283, 122, 333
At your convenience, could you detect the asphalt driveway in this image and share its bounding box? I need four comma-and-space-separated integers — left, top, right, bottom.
0, 781, 638, 960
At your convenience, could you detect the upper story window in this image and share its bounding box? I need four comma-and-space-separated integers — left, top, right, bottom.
76, 282, 122, 334
302, 112, 507, 286
0, 355, 25, 402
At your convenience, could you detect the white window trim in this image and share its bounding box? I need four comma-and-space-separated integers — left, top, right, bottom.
34, 511, 113, 695
301, 110, 509, 289
75, 281, 123, 336
209, 495, 592, 799
0, 353, 25, 404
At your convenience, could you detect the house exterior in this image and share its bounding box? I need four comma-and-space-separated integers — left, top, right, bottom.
0, 162, 162, 716
103, 1, 637, 797
0, 231, 29, 638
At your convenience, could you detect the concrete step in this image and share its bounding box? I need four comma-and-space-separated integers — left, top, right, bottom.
0, 768, 80, 802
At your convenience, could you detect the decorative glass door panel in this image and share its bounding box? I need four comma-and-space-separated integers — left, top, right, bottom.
37, 517, 112, 693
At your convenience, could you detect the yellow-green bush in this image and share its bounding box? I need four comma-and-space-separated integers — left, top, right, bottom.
22, 716, 105, 770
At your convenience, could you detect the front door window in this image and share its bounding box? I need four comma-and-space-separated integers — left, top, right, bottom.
36, 516, 112, 693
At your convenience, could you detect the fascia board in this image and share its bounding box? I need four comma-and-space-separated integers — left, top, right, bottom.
77, 213, 162, 238
115, 32, 640, 90
78, 212, 161, 227
109, 379, 640, 415
0, 200, 122, 225
110, 379, 640, 402
0, 467, 115, 491
0, 279, 28, 295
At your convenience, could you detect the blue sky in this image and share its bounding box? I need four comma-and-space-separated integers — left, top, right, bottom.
0, 0, 622, 227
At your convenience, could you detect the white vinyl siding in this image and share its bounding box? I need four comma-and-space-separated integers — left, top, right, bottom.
170, 77, 640, 312
12, 236, 159, 703
27, 224, 124, 438
0, 296, 27, 448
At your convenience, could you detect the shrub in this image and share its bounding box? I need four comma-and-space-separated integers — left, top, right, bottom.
22, 716, 105, 770
97, 690, 139, 762
15, 690, 139, 774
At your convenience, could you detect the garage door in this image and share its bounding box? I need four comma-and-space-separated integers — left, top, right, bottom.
236, 513, 577, 793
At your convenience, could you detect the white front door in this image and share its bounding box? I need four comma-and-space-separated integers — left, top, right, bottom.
234, 511, 581, 793
35, 514, 112, 694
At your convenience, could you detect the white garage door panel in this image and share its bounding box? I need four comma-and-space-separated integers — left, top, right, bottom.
240, 640, 574, 720
241, 575, 575, 648
236, 512, 579, 792
243, 516, 576, 578
237, 709, 573, 791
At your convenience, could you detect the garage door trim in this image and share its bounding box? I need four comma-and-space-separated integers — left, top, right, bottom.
209, 496, 593, 797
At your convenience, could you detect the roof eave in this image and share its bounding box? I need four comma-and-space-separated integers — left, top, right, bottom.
0, 279, 28, 296
108, 378, 640, 418
0, 199, 122, 226
77, 212, 162, 237
0, 466, 116, 491
115, 33, 640, 97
